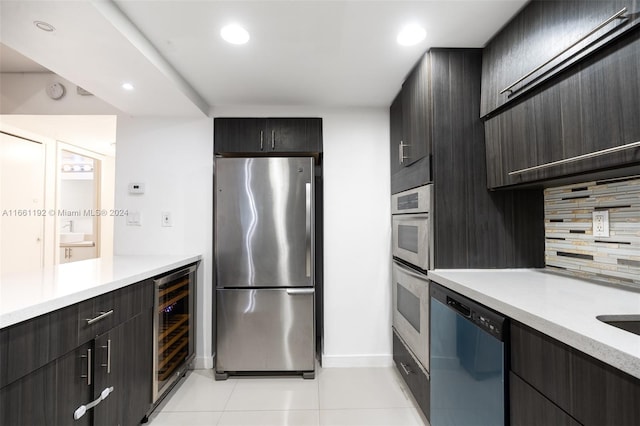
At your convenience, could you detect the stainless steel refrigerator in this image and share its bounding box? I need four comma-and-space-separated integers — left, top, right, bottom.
215, 157, 315, 379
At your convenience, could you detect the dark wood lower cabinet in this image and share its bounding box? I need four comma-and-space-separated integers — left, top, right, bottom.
392, 329, 430, 420
0, 342, 92, 426
510, 372, 581, 426
510, 321, 640, 426
0, 280, 154, 425
94, 310, 153, 426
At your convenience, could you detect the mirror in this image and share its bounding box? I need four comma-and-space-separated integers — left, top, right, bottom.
58, 150, 100, 263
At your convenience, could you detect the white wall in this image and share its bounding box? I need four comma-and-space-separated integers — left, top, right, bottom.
319, 109, 392, 367
113, 116, 214, 368
0, 73, 119, 115
211, 105, 393, 367
114, 107, 391, 368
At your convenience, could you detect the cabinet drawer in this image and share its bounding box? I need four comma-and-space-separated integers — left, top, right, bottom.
392, 329, 430, 420
510, 372, 581, 426
78, 280, 153, 344
511, 321, 640, 425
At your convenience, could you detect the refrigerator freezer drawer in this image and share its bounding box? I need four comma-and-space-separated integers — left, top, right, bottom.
216, 288, 315, 373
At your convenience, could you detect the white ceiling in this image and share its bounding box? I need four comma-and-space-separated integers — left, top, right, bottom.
0, 0, 528, 117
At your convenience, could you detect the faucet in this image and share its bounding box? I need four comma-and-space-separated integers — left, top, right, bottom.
61, 220, 73, 232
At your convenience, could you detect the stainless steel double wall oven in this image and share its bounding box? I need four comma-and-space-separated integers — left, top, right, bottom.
391, 184, 432, 371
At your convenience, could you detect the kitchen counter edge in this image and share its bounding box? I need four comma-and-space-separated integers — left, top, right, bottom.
0, 254, 201, 329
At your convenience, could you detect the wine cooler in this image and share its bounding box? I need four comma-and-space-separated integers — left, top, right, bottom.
152, 263, 197, 403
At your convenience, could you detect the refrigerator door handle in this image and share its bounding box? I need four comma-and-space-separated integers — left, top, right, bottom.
287, 288, 315, 295
305, 182, 312, 278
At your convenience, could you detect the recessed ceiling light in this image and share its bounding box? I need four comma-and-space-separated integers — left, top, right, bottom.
397, 24, 426, 46
34, 21, 55, 32
122, 82, 134, 91
221, 24, 250, 45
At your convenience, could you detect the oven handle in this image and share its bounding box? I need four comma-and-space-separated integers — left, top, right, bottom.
392, 260, 428, 281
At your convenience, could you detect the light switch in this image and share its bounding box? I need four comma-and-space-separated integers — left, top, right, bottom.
127, 211, 142, 226
592, 210, 609, 237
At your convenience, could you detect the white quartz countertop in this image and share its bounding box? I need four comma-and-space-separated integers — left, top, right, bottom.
0, 255, 201, 329
428, 269, 640, 380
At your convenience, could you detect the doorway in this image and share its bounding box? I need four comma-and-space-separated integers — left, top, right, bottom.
0, 132, 46, 276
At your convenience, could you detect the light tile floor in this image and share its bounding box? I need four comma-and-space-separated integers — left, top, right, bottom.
148, 365, 429, 426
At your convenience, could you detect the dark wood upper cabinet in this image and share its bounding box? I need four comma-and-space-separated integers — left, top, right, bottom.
389, 92, 403, 178
390, 48, 545, 268
215, 117, 322, 154
401, 53, 431, 167
214, 118, 267, 153
389, 52, 432, 194
429, 49, 544, 269
484, 25, 640, 189
481, 0, 640, 118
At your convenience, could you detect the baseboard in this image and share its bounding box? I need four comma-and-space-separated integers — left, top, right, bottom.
192, 354, 214, 369
321, 353, 393, 368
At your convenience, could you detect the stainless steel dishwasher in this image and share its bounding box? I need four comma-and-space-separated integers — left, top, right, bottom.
430, 282, 507, 426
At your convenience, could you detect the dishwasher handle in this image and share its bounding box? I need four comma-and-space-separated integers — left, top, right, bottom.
447, 296, 471, 318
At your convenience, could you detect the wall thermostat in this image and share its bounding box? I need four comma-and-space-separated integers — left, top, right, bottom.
128, 182, 145, 194
46, 82, 66, 100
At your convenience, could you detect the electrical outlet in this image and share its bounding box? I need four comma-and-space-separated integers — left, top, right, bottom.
592, 210, 609, 237
161, 212, 172, 227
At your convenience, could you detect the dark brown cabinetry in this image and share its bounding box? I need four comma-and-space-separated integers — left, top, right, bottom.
481, 0, 639, 117
0, 342, 93, 426
0, 280, 154, 426
392, 48, 544, 268
214, 117, 322, 154
510, 372, 581, 426
392, 329, 430, 419
430, 49, 544, 268
482, 0, 640, 189
510, 321, 640, 426
390, 52, 432, 194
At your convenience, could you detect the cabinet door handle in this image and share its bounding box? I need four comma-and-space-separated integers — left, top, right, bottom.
86, 309, 114, 325
73, 386, 114, 420
260, 130, 264, 151
400, 362, 412, 375
81, 348, 92, 385
271, 129, 275, 150
399, 141, 409, 164
508, 140, 640, 175
101, 339, 111, 373
500, 7, 628, 94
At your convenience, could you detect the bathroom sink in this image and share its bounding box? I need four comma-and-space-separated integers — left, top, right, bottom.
596, 315, 640, 336
60, 232, 85, 243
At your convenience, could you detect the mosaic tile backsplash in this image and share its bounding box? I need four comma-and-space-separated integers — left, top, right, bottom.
544, 176, 640, 288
